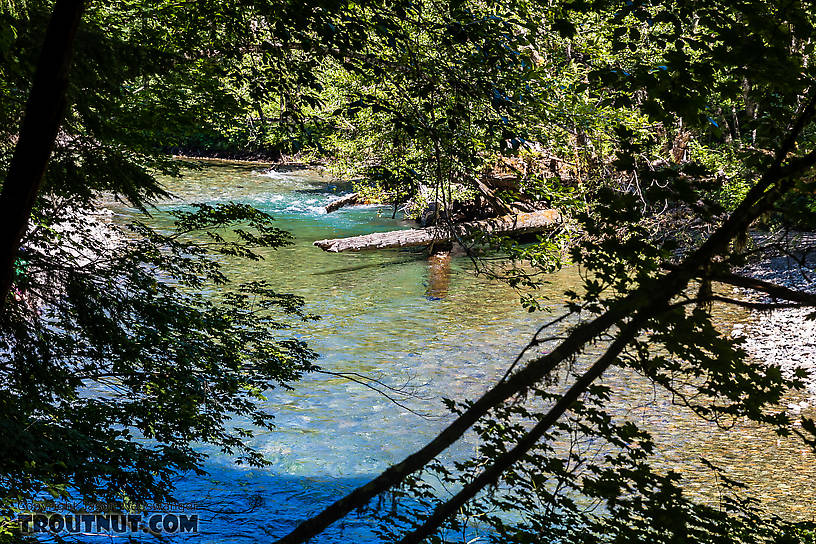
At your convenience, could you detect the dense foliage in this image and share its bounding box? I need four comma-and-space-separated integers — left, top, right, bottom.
2, 202, 315, 507
1, 0, 816, 543
0, 0, 336, 536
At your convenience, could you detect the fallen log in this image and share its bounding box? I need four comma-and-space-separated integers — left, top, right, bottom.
314, 209, 561, 252
325, 192, 359, 213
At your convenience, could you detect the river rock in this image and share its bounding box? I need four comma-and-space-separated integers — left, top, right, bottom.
736, 251, 816, 404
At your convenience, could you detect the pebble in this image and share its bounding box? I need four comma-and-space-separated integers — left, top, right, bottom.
736, 252, 816, 406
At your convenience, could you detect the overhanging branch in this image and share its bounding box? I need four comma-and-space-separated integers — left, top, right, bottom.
272, 85, 816, 544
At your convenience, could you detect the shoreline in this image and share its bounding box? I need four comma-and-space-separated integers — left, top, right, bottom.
734, 244, 816, 407
169, 149, 327, 169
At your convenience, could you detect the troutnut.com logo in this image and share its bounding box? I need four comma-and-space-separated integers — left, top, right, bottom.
18, 513, 199, 534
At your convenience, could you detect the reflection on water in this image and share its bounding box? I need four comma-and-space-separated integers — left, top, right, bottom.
114, 161, 815, 541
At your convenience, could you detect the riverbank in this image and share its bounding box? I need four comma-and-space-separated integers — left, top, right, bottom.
733, 237, 816, 407
172, 153, 325, 168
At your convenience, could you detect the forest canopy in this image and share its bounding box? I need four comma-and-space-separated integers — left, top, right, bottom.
1, 0, 816, 543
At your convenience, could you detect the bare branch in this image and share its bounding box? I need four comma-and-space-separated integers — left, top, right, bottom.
313, 369, 438, 420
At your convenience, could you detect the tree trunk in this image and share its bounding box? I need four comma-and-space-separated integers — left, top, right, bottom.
314, 209, 562, 252
0, 0, 86, 310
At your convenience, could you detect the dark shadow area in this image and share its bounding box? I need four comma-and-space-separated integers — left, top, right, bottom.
169, 464, 382, 543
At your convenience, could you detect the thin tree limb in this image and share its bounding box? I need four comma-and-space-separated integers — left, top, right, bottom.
398, 315, 647, 544
272, 89, 816, 544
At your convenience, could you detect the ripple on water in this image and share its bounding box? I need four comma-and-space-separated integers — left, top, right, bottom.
102, 162, 816, 542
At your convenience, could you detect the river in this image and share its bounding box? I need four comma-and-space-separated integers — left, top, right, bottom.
114, 161, 816, 542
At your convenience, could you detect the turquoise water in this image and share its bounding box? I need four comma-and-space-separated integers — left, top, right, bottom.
131, 162, 555, 542
112, 161, 815, 542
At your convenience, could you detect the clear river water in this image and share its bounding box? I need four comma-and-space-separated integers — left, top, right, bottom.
111, 161, 816, 542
